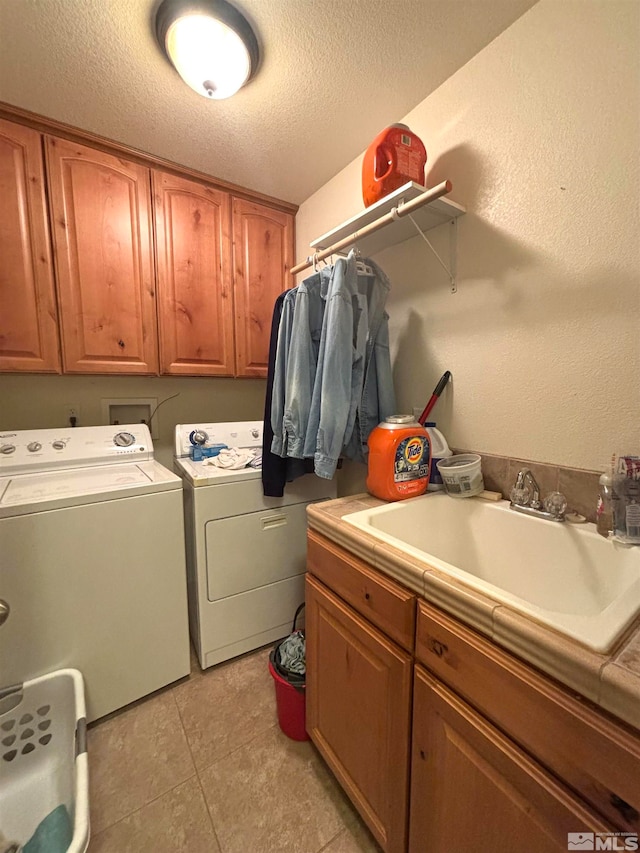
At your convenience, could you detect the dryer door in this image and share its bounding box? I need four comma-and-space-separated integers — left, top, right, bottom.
205, 503, 308, 601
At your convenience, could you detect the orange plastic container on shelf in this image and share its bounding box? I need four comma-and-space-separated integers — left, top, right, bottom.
362, 124, 427, 208
366, 416, 431, 502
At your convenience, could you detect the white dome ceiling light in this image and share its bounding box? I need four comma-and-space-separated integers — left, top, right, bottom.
155, 0, 260, 100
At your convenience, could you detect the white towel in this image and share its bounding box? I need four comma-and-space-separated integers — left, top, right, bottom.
207, 447, 255, 469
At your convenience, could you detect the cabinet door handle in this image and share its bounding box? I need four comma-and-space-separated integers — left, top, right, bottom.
428, 638, 448, 658
610, 793, 639, 824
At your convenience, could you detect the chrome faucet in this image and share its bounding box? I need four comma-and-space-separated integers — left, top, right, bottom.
510, 468, 567, 522
513, 468, 542, 509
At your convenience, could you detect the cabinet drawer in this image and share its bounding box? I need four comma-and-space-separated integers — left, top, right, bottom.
416, 600, 640, 833
307, 530, 416, 652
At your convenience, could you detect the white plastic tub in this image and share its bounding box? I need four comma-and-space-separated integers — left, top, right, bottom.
0, 668, 89, 853
436, 453, 484, 497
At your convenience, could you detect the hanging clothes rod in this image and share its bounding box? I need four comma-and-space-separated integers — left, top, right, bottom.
290, 180, 453, 276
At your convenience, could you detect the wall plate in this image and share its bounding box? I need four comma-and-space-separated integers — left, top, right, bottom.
101, 398, 159, 440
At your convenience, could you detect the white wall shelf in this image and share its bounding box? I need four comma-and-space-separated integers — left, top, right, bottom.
292, 181, 465, 290
310, 181, 465, 258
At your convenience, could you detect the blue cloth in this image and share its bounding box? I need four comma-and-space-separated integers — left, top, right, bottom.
270, 252, 396, 481
305, 251, 396, 478
23, 804, 73, 853
274, 267, 332, 459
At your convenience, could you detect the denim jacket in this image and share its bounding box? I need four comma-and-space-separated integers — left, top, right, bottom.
306, 251, 395, 478
270, 267, 332, 458
271, 252, 396, 479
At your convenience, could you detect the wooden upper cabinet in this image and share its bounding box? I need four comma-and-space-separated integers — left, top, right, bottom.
0, 120, 60, 373
232, 198, 293, 377
45, 135, 158, 374
153, 171, 234, 376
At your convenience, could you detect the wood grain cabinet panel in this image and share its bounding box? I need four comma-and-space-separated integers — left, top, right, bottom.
409, 666, 611, 853
415, 600, 640, 833
45, 136, 158, 374
232, 198, 293, 377
153, 171, 234, 376
0, 120, 60, 372
307, 530, 416, 652
306, 573, 412, 853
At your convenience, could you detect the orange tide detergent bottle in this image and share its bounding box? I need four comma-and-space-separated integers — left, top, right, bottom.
362, 124, 427, 208
366, 416, 431, 501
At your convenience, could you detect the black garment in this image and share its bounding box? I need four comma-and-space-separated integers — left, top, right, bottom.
262, 291, 314, 497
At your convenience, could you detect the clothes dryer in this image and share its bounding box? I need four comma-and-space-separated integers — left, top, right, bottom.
0, 424, 190, 721
174, 422, 336, 668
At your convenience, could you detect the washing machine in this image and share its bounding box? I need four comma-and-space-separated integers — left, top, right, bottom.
0, 424, 190, 722
174, 422, 336, 669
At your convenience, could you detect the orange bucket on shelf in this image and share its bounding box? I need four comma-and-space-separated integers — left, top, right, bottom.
362, 124, 427, 207
366, 415, 431, 502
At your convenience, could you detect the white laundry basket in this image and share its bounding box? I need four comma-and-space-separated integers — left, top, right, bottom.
0, 669, 89, 853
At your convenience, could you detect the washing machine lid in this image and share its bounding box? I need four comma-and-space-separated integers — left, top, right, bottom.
0, 461, 181, 518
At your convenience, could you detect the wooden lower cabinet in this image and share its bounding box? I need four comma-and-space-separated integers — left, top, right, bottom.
307, 532, 640, 853
409, 665, 611, 853
305, 574, 413, 853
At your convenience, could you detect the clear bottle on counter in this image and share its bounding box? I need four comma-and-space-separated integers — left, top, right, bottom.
596, 470, 613, 538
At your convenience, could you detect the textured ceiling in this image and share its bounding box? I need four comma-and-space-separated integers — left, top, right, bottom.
0, 0, 537, 204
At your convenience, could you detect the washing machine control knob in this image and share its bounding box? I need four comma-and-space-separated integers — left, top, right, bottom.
190, 430, 209, 446
27, 442, 42, 452
114, 431, 136, 447
52, 440, 66, 450
251, 429, 259, 439
0, 443, 16, 454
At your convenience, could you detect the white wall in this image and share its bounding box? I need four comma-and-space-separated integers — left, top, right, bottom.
296, 0, 640, 474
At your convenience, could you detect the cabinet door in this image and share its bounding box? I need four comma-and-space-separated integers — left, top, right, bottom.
306, 574, 412, 853
232, 198, 293, 377
0, 120, 60, 373
45, 136, 158, 374
409, 665, 611, 853
153, 171, 234, 376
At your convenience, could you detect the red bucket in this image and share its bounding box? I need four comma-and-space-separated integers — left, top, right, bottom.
268, 659, 309, 741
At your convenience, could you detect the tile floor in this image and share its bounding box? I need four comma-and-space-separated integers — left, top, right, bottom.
87, 645, 381, 853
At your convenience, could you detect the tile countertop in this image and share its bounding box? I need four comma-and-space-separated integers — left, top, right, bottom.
307, 494, 640, 734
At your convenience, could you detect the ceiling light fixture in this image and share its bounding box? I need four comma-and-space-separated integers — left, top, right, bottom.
155, 0, 259, 100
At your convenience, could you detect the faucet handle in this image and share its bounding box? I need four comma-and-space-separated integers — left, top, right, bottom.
510, 485, 530, 506
543, 491, 568, 519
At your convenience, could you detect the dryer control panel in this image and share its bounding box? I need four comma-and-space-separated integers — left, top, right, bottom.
0, 424, 153, 476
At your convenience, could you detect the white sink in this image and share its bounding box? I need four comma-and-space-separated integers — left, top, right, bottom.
342, 492, 640, 653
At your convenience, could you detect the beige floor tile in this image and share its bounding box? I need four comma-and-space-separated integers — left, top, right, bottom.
321, 819, 382, 853
200, 725, 355, 853
173, 646, 277, 771
88, 691, 196, 835
89, 777, 220, 853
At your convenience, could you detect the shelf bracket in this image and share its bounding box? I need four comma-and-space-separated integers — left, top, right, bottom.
407, 213, 458, 294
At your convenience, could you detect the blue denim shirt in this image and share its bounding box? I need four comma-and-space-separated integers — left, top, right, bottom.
270, 267, 332, 457
306, 251, 395, 478
271, 251, 395, 479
